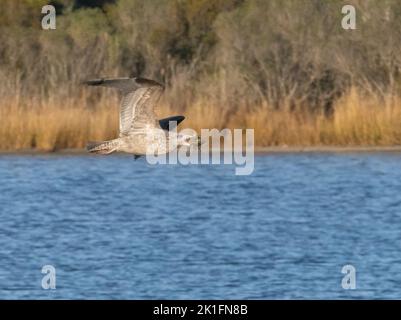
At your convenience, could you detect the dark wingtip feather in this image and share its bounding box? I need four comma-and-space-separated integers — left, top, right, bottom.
82, 76, 165, 90
83, 78, 105, 86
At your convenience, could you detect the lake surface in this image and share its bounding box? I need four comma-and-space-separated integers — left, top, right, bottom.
1, 153, 401, 299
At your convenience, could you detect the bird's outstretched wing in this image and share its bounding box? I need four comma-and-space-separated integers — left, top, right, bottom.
85, 77, 164, 136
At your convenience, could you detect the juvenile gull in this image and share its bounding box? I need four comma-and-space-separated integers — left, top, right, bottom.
84, 77, 196, 157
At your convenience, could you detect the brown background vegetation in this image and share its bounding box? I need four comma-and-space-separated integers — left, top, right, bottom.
1, 0, 401, 150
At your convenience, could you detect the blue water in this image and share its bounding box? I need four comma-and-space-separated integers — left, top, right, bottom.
1, 153, 401, 299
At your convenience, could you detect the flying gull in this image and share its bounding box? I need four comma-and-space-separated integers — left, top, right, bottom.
84, 77, 198, 158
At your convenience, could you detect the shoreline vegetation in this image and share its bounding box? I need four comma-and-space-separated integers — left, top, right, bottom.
2, 89, 401, 151
1, 1, 401, 151
3, 146, 401, 155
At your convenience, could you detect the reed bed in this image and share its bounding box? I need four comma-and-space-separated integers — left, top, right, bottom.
1, 89, 401, 151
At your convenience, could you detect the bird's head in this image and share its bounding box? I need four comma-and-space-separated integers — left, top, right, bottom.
177, 132, 201, 147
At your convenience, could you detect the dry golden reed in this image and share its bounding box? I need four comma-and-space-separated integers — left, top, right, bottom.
1, 88, 401, 151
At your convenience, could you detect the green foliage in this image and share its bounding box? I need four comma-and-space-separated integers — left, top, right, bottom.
63, 8, 111, 47
0, 0, 49, 27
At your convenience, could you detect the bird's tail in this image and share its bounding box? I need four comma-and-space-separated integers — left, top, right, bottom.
87, 140, 118, 155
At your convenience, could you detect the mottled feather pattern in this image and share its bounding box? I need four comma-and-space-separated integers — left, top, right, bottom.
84, 77, 186, 155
